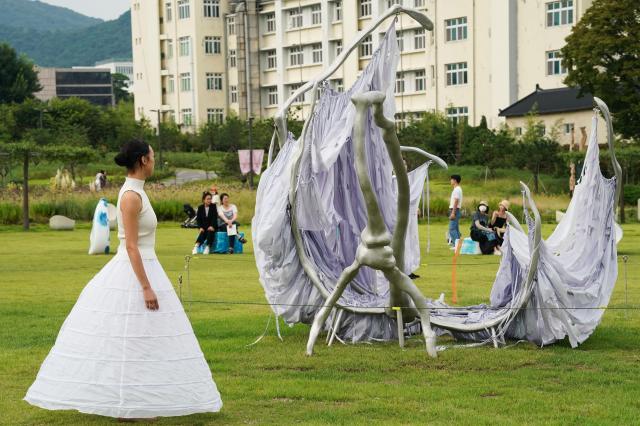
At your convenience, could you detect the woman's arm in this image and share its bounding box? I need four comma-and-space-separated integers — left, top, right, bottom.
121, 191, 158, 310
474, 219, 492, 233
230, 205, 238, 223
490, 211, 498, 227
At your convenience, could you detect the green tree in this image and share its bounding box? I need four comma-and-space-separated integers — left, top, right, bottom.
0, 43, 41, 104
514, 114, 562, 193
112, 73, 131, 103
561, 0, 640, 140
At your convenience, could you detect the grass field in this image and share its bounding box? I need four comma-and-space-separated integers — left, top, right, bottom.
1, 221, 639, 425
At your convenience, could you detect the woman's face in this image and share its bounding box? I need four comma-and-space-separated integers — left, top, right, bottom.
204, 195, 212, 206
478, 205, 488, 214
222, 195, 229, 206
499, 204, 506, 213
140, 146, 155, 177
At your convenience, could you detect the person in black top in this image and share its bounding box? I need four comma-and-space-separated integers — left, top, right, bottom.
490, 199, 509, 247
470, 201, 500, 255
192, 192, 218, 255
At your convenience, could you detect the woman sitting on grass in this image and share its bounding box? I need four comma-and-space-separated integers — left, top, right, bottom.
470, 201, 501, 255
217, 193, 247, 254
490, 199, 509, 247
192, 191, 218, 255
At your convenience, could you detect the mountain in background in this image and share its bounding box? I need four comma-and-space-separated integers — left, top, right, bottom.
0, 0, 102, 32
0, 1, 131, 67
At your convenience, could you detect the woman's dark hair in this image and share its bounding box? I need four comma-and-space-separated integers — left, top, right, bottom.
220, 193, 229, 202
202, 191, 212, 201
114, 140, 151, 170
450, 174, 461, 183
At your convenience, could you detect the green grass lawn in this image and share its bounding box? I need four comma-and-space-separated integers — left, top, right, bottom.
1, 221, 639, 425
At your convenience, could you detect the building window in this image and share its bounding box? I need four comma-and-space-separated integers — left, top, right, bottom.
289, 8, 303, 29
414, 28, 425, 50
445, 62, 468, 86
266, 50, 277, 69
207, 108, 224, 124
334, 1, 342, 21
167, 75, 175, 93
335, 40, 343, 57
181, 108, 192, 126
547, 0, 573, 27
229, 49, 237, 67
203, 0, 220, 18
178, 0, 190, 19
546, 50, 566, 75
515, 127, 523, 136
564, 123, 574, 134
227, 16, 236, 35
265, 13, 276, 33
267, 86, 278, 105
206, 72, 223, 90
333, 79, 343, 92
395, 72, 405, 93
290, 83, 305, 103
165, 2, 172, 21
359, 0, 371, 18
415, 70, 426, 92
204, 36, 221, 55
360, 35, 372, 57
397, 32, 404, 52
445, 17, 468, 42
312, 43, 322, 64
387, 0, 401, 7
290, 46, 303, 66
180, 73, 191, 91
414, 0, 425, 7
166, 39, 173, 59
230, 85, 238, 103
395, 113, 407, 130
447, 106, 468, 125
311, 4, 322, 25
179, 36, 190, 56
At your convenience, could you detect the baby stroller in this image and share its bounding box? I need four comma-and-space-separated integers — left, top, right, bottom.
181, 204, 199, 228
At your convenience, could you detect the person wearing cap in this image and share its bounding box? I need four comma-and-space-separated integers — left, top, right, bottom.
490, 200, 510, 247
448, 174, 463, 248
470, 201, 501, 255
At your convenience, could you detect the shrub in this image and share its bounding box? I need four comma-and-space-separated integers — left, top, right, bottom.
0, 203, 21, 224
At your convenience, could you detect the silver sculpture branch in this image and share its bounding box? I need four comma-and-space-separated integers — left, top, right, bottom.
593, 97, 622, 215
305, 91, 437, 358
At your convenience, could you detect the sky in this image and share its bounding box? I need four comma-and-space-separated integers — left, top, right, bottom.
38, 0, 130, 21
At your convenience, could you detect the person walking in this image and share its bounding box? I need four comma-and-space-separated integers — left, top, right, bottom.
448, 174, 463, 248
25, 140, 222, 419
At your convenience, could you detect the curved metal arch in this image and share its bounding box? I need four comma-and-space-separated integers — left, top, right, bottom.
593, 97, 622, 214
267, 5, 434, 167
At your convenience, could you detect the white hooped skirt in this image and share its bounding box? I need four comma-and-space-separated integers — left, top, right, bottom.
24, 254, 222, 418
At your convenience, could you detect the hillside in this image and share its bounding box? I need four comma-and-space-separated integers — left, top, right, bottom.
0, 10, 131, 67
0, 0, 101, 32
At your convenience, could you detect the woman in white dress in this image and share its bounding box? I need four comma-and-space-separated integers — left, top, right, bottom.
24, 140, 222, 419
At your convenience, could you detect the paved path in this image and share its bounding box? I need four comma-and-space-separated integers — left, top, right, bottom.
162, 168, 218, 186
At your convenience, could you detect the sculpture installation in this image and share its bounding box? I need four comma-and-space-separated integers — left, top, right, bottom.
252, 5, 621, 357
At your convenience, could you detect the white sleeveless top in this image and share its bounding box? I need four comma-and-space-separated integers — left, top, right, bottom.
116, 177, 158, 259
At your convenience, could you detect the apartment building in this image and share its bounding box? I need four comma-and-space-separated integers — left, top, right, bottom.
35, 67, 115, 107
132, 0, 593, 131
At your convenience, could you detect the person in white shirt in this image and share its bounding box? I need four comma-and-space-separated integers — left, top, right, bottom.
217, 193, 247, 254
448, 174, 463, 247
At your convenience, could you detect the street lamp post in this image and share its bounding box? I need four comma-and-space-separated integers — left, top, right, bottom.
150, 109, 163, 169
248, 116, 254, 189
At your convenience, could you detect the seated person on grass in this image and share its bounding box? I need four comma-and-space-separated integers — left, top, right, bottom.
470, 201, 501, 256
192, 192, 218, 255
490, 199, 509, 247
217, 193, 247, 254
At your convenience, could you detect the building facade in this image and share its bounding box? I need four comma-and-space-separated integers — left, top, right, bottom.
35, 67, 115, 106
92, 59, 135, 93
132, 0, 593, 131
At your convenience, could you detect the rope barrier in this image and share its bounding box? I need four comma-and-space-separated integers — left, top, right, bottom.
176, 299, 640, 311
